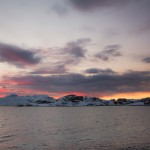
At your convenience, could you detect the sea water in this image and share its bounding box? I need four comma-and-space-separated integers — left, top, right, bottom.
0, 106, 150, 150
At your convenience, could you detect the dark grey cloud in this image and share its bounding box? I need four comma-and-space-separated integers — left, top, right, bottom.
0, 42, 41, 67
36, 38, 91, 72
54, 38, 91, 65
95, 44, 121, 61
64, 38, 91, 57
85, 68, 116, 74
142, 57, 150, 63
63, 46, 85, 58
68, 0, 129, 11
30, 65, 68, 75
6, 70, 150, 97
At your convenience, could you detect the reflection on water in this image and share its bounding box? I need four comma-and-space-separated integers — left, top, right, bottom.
0, 106, 150, 150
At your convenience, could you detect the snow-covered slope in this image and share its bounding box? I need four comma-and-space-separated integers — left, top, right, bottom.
56, 95, 106, 106
0, 94, 149, 106
0, 94, 56, 106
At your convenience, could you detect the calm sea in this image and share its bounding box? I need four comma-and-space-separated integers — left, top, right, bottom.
0, 106, 150, 150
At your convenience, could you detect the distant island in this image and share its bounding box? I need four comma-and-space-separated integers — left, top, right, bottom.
0, 94, 150, 106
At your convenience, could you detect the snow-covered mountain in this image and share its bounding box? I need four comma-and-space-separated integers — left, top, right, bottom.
0, 94, 149, 106
56, 95, 106, 106
0, 94, 56, 106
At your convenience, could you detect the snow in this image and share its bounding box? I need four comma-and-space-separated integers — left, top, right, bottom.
0, 94, 149, 106
128, 102, 145, 106
0, 94, 55, 106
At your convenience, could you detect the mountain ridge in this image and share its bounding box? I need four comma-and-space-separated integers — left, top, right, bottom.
0, 93, 150, 106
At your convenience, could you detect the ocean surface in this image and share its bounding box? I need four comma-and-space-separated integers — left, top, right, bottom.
0, 106, 150, 150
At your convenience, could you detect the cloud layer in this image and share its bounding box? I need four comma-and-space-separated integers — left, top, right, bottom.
64, 38, 90, 58
30, 65, 67, 75
95, 45, 121, 61
68, 0, 128, 11
47, 38, 91, 66
85, 68, 116, 74
0, 42, 41, 67
5, 71, 150, 97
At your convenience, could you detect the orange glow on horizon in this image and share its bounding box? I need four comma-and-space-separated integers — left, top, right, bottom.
102, 92, 150, 100
0, 87, 150, 100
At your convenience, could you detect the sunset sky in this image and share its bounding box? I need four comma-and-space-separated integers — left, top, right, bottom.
0, 0, 150, 99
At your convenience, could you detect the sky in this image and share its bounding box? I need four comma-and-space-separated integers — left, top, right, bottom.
0, 0, 150, 99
